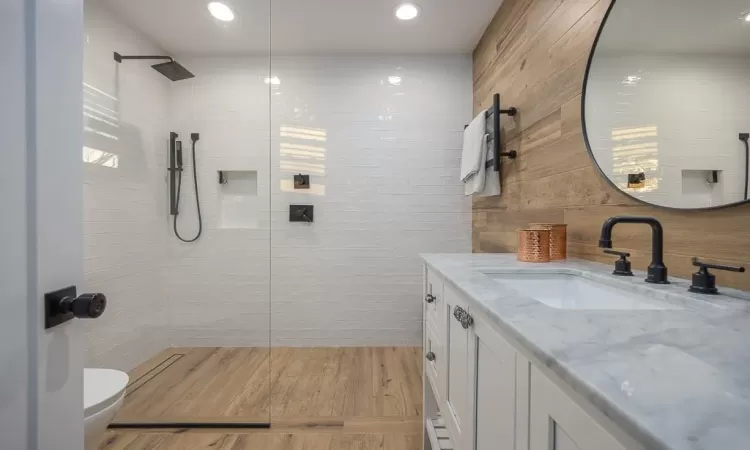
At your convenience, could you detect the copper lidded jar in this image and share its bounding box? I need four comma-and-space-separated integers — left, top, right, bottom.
517, 229, 551, 263
529, 223, 567, 261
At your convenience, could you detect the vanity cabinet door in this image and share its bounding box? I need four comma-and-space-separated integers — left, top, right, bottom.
530, 366, 626, 450
444, 283, 476, 450
425, 320, 446, 405
474, 317, 517, 450
425, 266, 444, 336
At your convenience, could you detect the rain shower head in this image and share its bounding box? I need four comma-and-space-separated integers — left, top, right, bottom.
151, 60, 195, 82
114, 52, 195, 82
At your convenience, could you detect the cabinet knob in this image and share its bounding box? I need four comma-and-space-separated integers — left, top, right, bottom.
425, 294, 436, 304
453, 305, 474, 329
426, 352, 436, 362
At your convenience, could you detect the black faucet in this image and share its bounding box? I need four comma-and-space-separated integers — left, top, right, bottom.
598, 216, 668, 284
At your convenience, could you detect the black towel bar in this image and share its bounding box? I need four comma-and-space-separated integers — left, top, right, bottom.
483, 93, 517, 172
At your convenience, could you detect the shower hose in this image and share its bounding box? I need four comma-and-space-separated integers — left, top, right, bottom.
174, 134, 203, 242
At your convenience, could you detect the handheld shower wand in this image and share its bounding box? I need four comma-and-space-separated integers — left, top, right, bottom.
170, 132, 203, 242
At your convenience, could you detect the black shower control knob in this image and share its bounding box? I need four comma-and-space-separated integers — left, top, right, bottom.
60, 293, 107, 319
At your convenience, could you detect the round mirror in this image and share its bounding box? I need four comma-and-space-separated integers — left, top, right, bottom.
583, 0, 750, 210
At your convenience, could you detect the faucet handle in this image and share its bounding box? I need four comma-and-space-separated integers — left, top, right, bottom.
689, 257, 745, 295
603, 249, 633, 276
691, 257, 745, 272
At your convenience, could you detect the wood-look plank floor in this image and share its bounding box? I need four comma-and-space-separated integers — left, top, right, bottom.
114, 347, 272, 423
99, 431, 422, 450
106, 347, 422, 449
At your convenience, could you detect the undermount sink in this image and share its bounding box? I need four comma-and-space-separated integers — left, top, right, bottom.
483, 272, 677, 310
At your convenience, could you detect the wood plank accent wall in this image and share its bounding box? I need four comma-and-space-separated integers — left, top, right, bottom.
472, 0, 750, 291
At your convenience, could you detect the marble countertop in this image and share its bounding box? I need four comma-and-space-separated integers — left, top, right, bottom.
421, 253, 750, 450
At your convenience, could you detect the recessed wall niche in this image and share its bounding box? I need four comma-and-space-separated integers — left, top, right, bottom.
218, 170, 259, 229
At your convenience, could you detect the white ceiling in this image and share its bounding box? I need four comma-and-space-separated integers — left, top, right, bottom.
101, 0, 504, 56
597, 0, 750, 54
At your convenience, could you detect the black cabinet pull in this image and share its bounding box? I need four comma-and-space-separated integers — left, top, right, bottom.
425, 294, 436, 303
426, 352, 436, 362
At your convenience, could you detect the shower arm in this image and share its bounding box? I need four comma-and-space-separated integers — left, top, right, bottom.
114, 52, 174, 63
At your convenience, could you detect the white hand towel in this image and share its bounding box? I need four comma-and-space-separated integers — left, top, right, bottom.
464, 134, 488, 195
480, 144, 501, 197
460, 109, 488, 182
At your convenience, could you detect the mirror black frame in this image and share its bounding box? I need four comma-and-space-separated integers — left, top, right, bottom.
580, 0, 750, 211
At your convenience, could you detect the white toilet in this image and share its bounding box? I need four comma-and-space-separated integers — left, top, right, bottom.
84, 368, 129, 450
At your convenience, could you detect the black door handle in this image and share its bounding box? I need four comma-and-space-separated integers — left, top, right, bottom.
59, 293, 107, 319
45, 286, 107, 329
425, 294, 435, 303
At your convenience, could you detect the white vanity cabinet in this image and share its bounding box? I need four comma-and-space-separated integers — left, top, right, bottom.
472, 310, 517, 450
529, 366, 627, 450
424, 267, 447, 405
443, 283, 476, 450
424, 320, 446, 406
423, 265, 643, 450
425, 267, 444, 334
425, 271, 517, 450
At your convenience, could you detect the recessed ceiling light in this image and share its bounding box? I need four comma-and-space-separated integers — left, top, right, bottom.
208, 2, 235, 22
395, 3, 420, 21
264, 76, 281, 85
388, 76, 402, 86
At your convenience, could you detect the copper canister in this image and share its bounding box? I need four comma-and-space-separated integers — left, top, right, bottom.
530, 223, 567, 260
517, 229, 551, 263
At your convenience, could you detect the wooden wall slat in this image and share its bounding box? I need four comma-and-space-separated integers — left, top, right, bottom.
472, 0, 750, 291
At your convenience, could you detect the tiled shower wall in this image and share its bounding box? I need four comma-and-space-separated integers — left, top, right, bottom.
168, 56, 473, 347
84, 1, 473, 364
83, 1, 170, 370
165, 57, 273, 347
271, 56, 472, 345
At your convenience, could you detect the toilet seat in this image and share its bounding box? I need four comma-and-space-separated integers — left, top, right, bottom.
84, 368, 129, 417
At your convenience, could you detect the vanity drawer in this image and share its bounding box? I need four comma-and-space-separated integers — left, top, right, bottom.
424, 267, 444, 334
424, 320, 446, 405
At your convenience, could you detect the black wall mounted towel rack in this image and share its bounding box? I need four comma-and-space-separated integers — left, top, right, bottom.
464, 93, 518, 172
484, 93, 518, 171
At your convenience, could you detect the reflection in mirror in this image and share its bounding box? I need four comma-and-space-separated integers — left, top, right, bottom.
584, 0, 750, 209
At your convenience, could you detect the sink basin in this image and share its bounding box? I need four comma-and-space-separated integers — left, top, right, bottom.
483, 272, 676, 310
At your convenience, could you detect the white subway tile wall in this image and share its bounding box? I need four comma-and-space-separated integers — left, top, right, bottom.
84, 1, 472, 367
83, 1, 171, 370
169, 56, 472, 347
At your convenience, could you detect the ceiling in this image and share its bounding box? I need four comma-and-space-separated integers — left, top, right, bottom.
101, 0, 504, 56
597, 0, 750, 54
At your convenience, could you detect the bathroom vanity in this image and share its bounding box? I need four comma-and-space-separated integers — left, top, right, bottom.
421, 254, 750, 450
